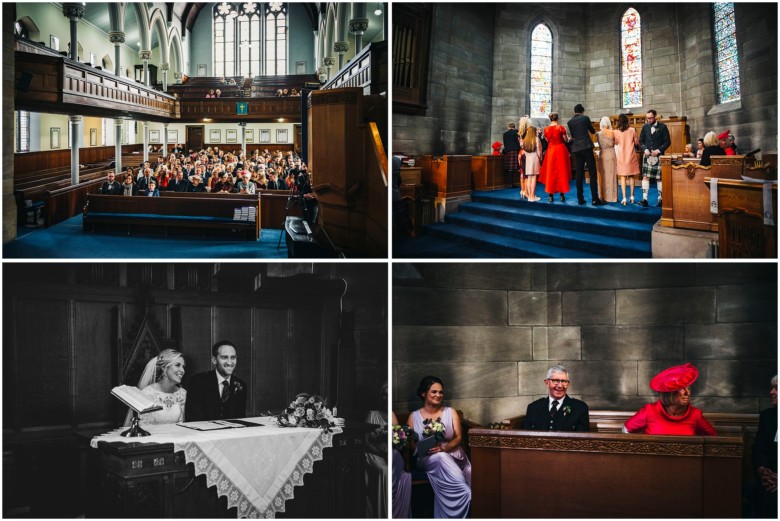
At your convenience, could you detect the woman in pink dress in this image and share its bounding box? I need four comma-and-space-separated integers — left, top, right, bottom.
613, 113, 640, 205
538, 113, 572, 203
522, 125, 542, 202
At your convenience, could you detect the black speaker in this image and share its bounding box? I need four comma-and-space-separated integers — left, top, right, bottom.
284, 217, 339, 258
16, 72, 33, 91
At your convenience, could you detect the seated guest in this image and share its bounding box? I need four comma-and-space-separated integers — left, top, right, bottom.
167, 171, 189, 192
623, 363, 717, 435
718, 130, 734, 155
137, 167, 155, 195
683, 143, 695, 157
215, 88, 222, 98
524, 364, 590, 431
187, 174, 206, 193
699, 131, 726, 167
99, 172, 120, 195
752, 374, 777, 518
291, 88, 299, 96
236, 172, 256, 194
145, 179, 160, 197
206, 89, 216, 98
276, 89, 283, 97
407, 376, 471, 518
726, 134, 738, 155
157, 168, 171, 189
696, 137, 705, 158
121, 173, 138, 196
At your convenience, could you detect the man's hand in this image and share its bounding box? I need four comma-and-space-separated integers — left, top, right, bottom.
758, 466, 777, 493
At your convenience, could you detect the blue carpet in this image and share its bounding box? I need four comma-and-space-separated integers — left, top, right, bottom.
4, 214, 288, 259
394, 180, 662, 258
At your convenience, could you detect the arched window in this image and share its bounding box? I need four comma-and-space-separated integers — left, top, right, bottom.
265, 2, 287, 75
621, 8, 642, 108
16, 111, 30, 153
529, 23, 552, 118
713, 2, 740, 103
214, 2, 286, 78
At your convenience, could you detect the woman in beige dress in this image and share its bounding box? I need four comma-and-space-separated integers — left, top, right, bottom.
613, 113, 640, 205
597, 117, 618, 203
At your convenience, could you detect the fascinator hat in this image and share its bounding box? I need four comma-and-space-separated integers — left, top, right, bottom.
717, 130, 731, 140
650, 363, 699, 392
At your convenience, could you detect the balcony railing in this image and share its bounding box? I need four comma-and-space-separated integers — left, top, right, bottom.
322, 41, 387, 96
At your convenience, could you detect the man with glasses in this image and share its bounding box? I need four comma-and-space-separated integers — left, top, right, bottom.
523, 365, 590, 431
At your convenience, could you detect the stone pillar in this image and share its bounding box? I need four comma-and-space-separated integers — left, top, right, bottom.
70, 115, 83, 184
174, 71, 183, 84
323, 57, 335, 81
334, 41, 349, 70
139, 50, 152, 86
109, 31, 125, 76
62, 3, 85, 61
142, 121, 149, 163
160, 62, 169, 91
349, 18, 368, 54
114, 119, 123, 174
162, 122, 169, 157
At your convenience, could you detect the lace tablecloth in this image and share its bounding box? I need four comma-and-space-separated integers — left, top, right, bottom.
90, 416, 342, 518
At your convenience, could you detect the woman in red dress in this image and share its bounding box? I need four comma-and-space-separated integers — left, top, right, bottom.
538, 112, 572, 203
623, 363, 717, 436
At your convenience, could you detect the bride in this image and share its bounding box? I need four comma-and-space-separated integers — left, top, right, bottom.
124, 349, 187, 425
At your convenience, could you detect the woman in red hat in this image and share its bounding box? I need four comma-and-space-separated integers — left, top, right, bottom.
623, 363, 717, 436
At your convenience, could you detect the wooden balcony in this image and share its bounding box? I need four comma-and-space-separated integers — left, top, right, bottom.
177, 97, 302, 122
15, 43, 178, 122
323, 41, 387, 96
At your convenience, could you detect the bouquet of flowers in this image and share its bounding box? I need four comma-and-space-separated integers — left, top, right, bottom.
274, 393, 336, 431
422, 417, 446, 441
392, 424, 415, 450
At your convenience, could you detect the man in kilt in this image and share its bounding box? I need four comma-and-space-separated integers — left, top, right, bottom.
503, 122, 521, 188
638, 109, 670, 207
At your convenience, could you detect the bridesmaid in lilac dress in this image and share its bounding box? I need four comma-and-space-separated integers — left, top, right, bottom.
407, 376, 471, 518
391, 412, 412, 518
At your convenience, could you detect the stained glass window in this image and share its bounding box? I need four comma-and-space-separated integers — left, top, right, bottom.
621, 8, 642, 108
214, 3, 284, 77
714, 2, 740, 103
529, 23, 552, 118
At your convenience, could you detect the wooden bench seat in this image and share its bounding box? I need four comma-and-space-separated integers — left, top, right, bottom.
83, 194, 260, 240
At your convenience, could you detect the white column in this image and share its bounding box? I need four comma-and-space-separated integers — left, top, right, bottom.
240, 123, 247, 154
162, 123, 169, 157
160, 62, 169, 91
334, 41, 349, 70
349, 18, 368, 54
109, 31, 125, 76
139, 50, 152, 86
114, 119, 123, 174
62, 4, 85, 61
70, 115, 83, 184
323, 57, 335, 81
142, 122, 149, 163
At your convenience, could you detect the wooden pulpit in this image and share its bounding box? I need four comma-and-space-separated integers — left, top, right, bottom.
471, 155, 507, 190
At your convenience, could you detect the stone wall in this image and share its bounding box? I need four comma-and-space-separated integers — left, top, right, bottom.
4, 4, 16, 243
392, 263, 778, 426
393, 3, 496, 157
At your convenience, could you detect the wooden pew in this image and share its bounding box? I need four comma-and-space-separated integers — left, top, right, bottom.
82, 194, 260, 240
44, 177, 104, 227
470, 427, 743, 518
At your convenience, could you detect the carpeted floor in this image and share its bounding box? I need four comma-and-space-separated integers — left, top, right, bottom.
4, 214, 289, 259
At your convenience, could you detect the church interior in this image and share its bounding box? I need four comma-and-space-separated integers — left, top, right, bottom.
4, 2, 388, 258
3, 262, 388, 517
393, 2, 777, 259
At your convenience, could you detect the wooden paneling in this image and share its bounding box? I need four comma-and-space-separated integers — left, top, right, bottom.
254, 308, 291, 412
323, 41, 387, 96
15, 144, 142, 175
178, 98, 301, 122
289, 308, 324, 397
15, 298, 71, 428
73, 302, 115, 425
471, 155, 507, 190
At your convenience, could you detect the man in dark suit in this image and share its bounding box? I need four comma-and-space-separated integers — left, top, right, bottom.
523, 364, 590, 431
638, 109, 670, 207
99, 171, 121, 195
186, 340, 248, 422
502, 122, 521, 188
166, 171, 189, 192
568, 104, 605, 206
752, 374, 777, 517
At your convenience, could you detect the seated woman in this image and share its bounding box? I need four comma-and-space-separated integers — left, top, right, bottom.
187, 174, 206, 193
407, 376, 471, 518
623, 363, 716, 436
205, 89, 216, 99
121, 173, 138, 196
124, 349, 187, 425
699, 131, 726, 167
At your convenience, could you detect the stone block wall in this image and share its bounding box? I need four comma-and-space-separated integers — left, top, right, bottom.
4, 4, 17, 244
392, 263, 777, 426
393, 3, 497, 157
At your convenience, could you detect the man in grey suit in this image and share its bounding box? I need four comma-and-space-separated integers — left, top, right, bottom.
568, 104, 606, 206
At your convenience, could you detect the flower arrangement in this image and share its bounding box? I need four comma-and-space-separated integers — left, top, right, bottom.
422, 417, 446, 441
274, 393, 336, 431
562, 405, 572, 416
392, 424, 415, 450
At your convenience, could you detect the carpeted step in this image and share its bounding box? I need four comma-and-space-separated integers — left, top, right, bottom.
442, 211, 651, 258
426, 223, 606, 258
456, 201, 652, 242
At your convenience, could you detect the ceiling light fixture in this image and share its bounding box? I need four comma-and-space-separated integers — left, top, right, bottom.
374, 3, 382, 16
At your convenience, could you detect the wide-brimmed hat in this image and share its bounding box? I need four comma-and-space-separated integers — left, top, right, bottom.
650, 363, 699, 392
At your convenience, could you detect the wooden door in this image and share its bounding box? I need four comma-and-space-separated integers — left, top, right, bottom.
187, 126, 204, 151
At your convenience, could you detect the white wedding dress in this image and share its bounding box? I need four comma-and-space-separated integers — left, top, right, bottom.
139, 386, 187, 425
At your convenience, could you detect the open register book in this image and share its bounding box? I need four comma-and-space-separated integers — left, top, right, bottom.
112, 385, 163, 414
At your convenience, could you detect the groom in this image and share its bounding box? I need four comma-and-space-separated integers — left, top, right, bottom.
186, 340, 248, 421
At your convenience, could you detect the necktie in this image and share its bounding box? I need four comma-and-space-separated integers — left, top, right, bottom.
550, 400, 559, 417
221, 380, 230, 404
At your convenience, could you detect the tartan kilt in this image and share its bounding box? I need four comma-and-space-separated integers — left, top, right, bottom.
504, 150, 520, 172
641, 156, 661, 180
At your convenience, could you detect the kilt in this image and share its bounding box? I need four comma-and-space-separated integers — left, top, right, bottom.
504, 149, 520, 172
641, 156, 661, 180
